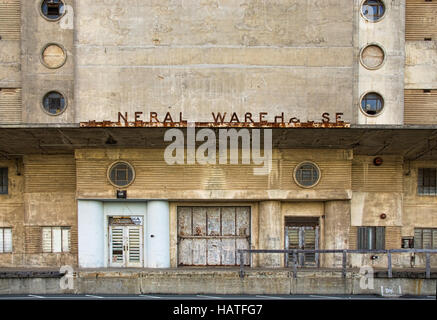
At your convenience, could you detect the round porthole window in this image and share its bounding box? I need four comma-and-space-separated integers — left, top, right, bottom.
361, 0, 386, 22
41, 43, 67, 69
360, 92, 384, 116
360, 44, 385, 70
107, 162, 135, 188
42, 91, 67, 115
41, 0, 65, 21
293, 162, 321, 188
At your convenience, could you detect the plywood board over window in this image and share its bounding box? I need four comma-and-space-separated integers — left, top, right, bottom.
177, 207, 250, 266
406, 0, 437, 40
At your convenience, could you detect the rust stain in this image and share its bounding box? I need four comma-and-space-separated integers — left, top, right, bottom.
80, 120, 350, 128
195, 226, 202, 236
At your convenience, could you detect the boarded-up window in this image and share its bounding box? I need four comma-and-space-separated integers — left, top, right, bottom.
0, 0, 20, 41
42, 227, 70, 253
357, 227, 385, 250
0, 227, 12, 253
405, 90, 437, 125
177, 207, 250, 266
406, 0, 437, 40
414, 228, 437, 249
0, 88, 21, 124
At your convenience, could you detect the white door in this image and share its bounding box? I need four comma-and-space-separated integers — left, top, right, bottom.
126, 226, 142, 267
110, 225, 143, 267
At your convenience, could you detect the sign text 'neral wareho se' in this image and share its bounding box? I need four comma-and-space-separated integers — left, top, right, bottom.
80, 111, 350, 128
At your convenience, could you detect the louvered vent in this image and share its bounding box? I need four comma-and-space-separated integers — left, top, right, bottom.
406, 0, 437, 41
0, 0, 20, 41
0, 88, 21, 124
405, 90, 437, 125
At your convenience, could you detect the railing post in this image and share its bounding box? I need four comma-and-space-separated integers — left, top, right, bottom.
426, 253, 431, 279
239, 251, 245, 278
342, 250, 347, 279
293, 250, 298, 279
387, 251, 393, 278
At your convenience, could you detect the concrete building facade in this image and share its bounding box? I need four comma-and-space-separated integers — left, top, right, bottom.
0, 0, 437, 275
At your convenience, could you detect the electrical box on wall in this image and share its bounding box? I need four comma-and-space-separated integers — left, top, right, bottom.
402, 237, 414, 249
116, 190, 127, 199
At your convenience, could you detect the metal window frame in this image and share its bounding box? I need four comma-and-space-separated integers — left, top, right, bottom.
0, 167, 7, 194
418, 168, 437, 196
361, 0, 386, 22
42, 226, 71, 253
414, 228, 437, 249
358, 226, 385, 250
0, 227, 13, 253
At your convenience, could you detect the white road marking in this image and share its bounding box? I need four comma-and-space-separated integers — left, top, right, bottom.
139, 295, 162, 299
256, 295, 284, 299
309, 295, 342, 300
28, 295, 44, 299
85, 294, 104, 299
196, 295, 223, 299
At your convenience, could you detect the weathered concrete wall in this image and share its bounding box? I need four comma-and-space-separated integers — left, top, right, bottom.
403, 160, 437, 237
258, 201, 282, 267
405, 42, 437, 89
357, 0, 405, 125
0, 159, 24, 267
0, 270, 435, 296
0, 0, 20, 88
20, 155, 77, 267
323, 201, 351, 268
21, 0, 74, 123
351, 155, 403, 227
75, 0, 354, 124
75, 148, 352, 201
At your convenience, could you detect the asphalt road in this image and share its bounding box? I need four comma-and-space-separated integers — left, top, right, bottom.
0, 294, 434, 300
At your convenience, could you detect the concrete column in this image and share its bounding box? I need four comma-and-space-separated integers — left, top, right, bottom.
323, 200, 351, 268
146, 201, 170, 268
258, 201, 282, 268
78, 200, 104, 268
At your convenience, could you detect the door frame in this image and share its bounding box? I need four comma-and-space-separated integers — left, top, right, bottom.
284, 217, 320, 268
108, 216, 144, 268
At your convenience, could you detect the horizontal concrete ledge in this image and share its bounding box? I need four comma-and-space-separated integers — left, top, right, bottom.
77, 189, 353, 201
0, 269, 435, 296
0, 271, 64, 279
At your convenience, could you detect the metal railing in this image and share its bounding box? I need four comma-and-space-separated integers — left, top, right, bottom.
237, 249, 437, 279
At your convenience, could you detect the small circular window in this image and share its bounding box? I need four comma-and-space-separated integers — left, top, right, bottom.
41, 0, 65, 21
108, 162, 135, 188
294, 162, 321, 188
360, 92, 384, 116
42, 91, 67, 115
360, 44, 385, 70
41, 44, 67, 69
361, 0, 386, 22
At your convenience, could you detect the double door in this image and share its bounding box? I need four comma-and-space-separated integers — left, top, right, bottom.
110, 225, 143, 267
286, 224, 319, 267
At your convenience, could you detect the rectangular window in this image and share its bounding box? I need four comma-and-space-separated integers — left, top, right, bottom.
42, 227, 70, 253
0, 168, 7, 194
418, 168, 437, 195
0, 228, 12, 253
358, 227, 385, 250
414, 228, 437, 249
